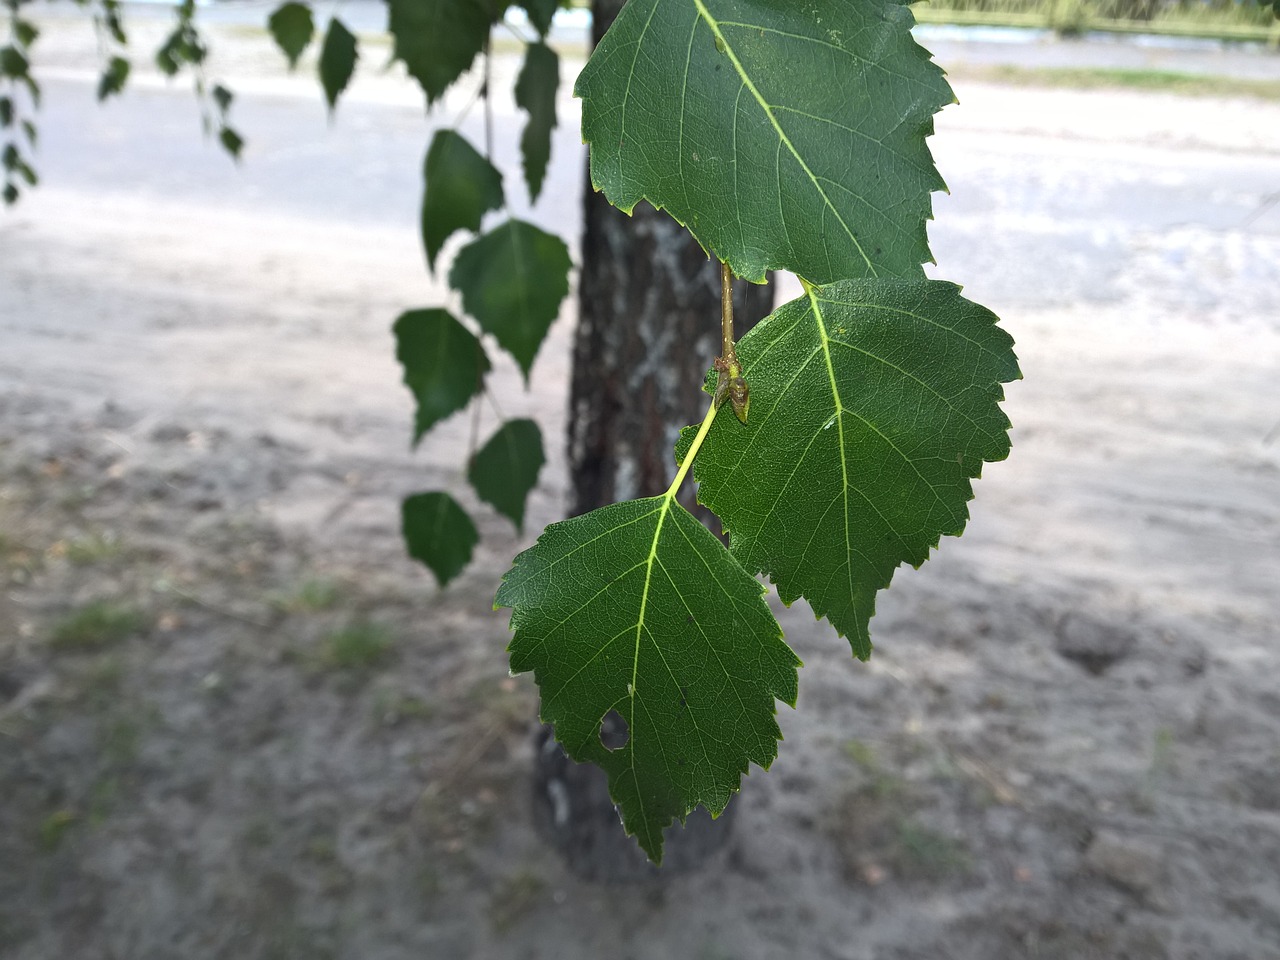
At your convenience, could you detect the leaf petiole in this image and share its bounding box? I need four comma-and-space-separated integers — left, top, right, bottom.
713, 261, 750, 423
665, 396, 718, 502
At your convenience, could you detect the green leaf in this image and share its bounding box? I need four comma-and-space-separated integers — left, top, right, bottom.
104, 1, 128, 45
514, 42, 558, 203
468, 419, 545, 532
212, 83, 233, 113
218, 125, 244, 160
318, 17, 358, 112
3, 182, 17, 205
421, 130, 504, 273
389, 0, 492, 106
20, 119, 36, 146
496, 496, 800, 863
15, 21, 38, 48
96, 56, 130, 102
448, 219, 571, 382
576, 0, 953, 284
268, 2, 314, 69
20, 73, 40, 107
520, 0, 560, 36
1, 46, 29, 79
402, 492, 479, 587
683, 279, 1019, 659
393, 308, 491, 445
0, 97, 11, 127
154, 32, 181, 76
2, 144, 17, 171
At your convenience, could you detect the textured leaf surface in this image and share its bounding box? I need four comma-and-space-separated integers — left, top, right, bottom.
394, 309, 491, 445
514, 42, 559, 203
449, 219, 572, 381
496, 496, 800, 862
389, 0, 492, 105
576, 0, 953, 284
468, 419, 545, 532
268, 2, 314, 69
403, 491, 479, 587
686, 279, 1019, 658
318, 17, 357, 111
421, 130, 504, 272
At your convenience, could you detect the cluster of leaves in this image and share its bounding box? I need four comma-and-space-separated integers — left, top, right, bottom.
265, 1, 357, 111
2, 0, 241, 207
9, 0, 1021, 866
495, 0, 1021, 862
1, 0, 39, 204
152, 0, 242, 159
90, 0, 129, 103
265, 0, 571, 585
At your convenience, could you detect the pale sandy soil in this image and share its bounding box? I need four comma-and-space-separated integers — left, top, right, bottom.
2, 11, 1280, 960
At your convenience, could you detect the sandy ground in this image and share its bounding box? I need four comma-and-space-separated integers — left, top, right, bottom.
2, 8, 1280, 959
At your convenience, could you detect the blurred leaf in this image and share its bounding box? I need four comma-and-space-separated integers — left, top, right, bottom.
514, 42, 557, 203
15, 21, 38, 48
268, 2, 314, 69
16, 159, 36, 186
1, 46, 29, 78
104, 1, 128, 44
449, 219, 571, 382
3, 183, 17, 205
468, 419, 545, 532
154, 31, 181, 76
318, 17, 358, 112
421, 129, 504, 273
96, 56, 130, 102
0, 97, 10, 127
403, 492, 479, 587
393, 308, 491, 445
212, 83, 233, 113
2, 144, 17, 171
389, 0, 492, 105
218, 126, 244, 160
20, 119, 35, 145
520, 0, 559, 35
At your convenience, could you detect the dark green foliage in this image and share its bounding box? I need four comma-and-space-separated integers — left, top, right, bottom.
318, 16, 357, 112
393, 308, 491, 445
218, 125, 243, 159
497, 496, 801, 863
514, 42, 558, 203
576, 0, 953, 284
421, 130, 504, 272
96, 55, 130, 102
267, 1, 315, 69
448, 219, 572, 382
389, 0, 493, 106
468, 419, 545, 532
520, 0, 560, 35
403, 492, 479, 587
684, 279, 1020, 659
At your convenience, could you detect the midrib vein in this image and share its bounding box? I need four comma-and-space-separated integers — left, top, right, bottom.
688, 0, 876, 276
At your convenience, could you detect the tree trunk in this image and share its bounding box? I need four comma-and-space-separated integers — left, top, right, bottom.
530, 0, 775, 882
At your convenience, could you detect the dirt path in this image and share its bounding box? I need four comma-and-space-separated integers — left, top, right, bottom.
2, 13, 1280, 960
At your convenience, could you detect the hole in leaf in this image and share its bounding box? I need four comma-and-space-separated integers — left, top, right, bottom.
599, 709, 628, 752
